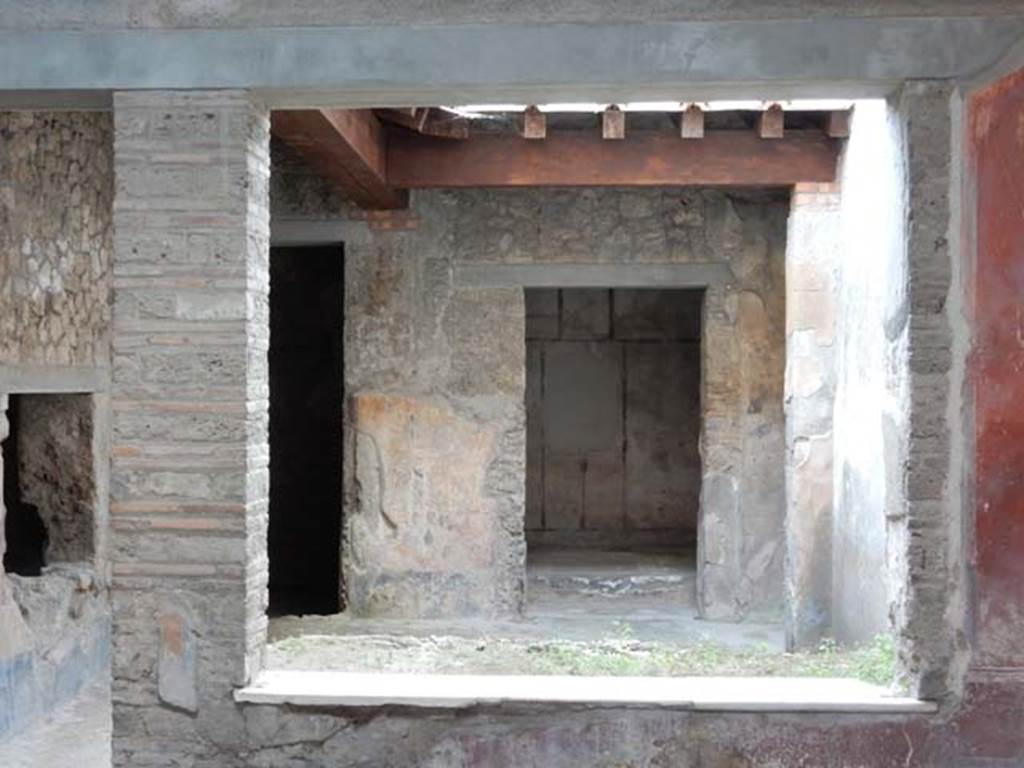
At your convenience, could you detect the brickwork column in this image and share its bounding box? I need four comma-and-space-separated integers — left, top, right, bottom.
109, 91, 269, 763
900, 83, 958, 699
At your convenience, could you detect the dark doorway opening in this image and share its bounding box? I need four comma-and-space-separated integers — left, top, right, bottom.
3, 396, 46, 576
268, 245, 344, 617
525, 288, 704, 613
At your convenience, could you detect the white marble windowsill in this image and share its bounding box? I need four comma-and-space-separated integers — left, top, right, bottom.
236, 671, 937, 714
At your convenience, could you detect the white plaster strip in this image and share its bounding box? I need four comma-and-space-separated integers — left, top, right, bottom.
236, 671, 937, 713
454, 263, 734, 288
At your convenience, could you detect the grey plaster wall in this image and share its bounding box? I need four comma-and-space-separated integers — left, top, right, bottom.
525, 288, 702, 549
3, 16, 1023, 111
0, 111, 113, 369
831, 99, 909, 649
783, 90, 961, 682
784, 182, 840, 650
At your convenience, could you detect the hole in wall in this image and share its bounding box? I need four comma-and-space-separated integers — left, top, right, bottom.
2, 393, 96, 576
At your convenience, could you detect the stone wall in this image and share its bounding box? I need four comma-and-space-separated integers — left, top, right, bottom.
334, 187, 788, 621
152, 699, 1018, 766
342, 192, 526, 619
0, 112, 113, 369
525, 288, 703, 549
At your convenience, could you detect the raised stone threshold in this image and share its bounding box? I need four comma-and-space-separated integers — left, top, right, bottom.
236, 671, 937, 714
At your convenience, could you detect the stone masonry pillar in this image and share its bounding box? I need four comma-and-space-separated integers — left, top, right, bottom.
784, 182, 840, 650
110, 91, 269, 763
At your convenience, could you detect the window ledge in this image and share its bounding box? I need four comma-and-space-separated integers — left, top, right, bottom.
236, 671, 937, 714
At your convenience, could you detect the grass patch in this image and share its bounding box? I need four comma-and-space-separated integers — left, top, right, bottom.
270, 631, 898, 687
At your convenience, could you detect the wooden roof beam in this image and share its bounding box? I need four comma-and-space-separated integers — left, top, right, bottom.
377, 108, 470, 139
602, 105, 625, 140
521, 106, 546, 140
758, 104, 785, 139
680, 104, 705, 139
271, 109, 408, 210
387, 129, 838, 188
825, 109, 852, 138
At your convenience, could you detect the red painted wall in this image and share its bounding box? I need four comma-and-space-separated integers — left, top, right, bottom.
970, 66, 1024, 671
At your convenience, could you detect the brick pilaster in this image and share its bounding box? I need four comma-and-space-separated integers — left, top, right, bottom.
110, 91, 269, 762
